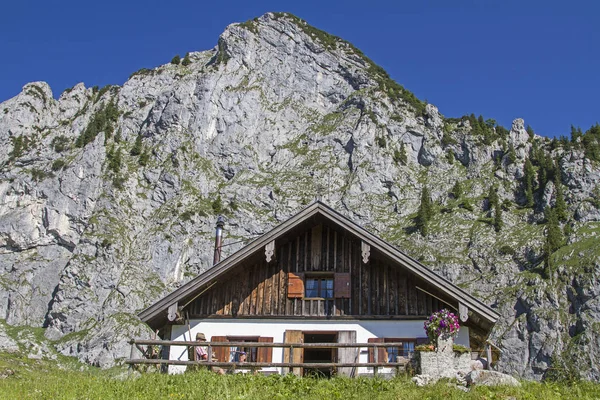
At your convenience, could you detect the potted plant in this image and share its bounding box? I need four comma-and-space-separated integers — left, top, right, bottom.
423, 309, 461, 351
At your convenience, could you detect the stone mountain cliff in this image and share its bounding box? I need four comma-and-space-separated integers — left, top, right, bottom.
0, 12, 599, 380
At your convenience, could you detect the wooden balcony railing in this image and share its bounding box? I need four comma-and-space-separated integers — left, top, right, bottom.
126, 338, 413, 376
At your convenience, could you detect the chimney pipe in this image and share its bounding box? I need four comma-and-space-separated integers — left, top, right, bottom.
213, 216, 225, 265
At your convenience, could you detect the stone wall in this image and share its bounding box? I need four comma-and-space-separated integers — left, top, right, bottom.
416, 335, 471, 379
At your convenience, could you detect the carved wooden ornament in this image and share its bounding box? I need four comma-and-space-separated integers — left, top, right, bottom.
459, 303, 469, 322
361, 241, 370, 264
265, 240, 275, 263
167, 303, 178, 322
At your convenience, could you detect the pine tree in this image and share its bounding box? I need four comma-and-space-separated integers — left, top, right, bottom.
394, 143, 408, 165
537, 151, 548, 191
507, 143, 516, 164
554, 183, 567, 221
130, 134, 143, 156
416, 187, 432, 236
171, 55, 181, 65
182, 52, 192, 66
450, 181, 463, 200
523, 158, 535, 207
487, 186, 498, 211
494, 202, 503, 232
526, 124, 535, 139
544, 206, 563, 274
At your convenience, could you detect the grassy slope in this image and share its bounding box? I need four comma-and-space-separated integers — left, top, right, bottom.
1, 353, 600, 400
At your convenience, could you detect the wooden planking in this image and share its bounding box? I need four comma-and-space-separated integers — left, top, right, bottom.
353, 237, 360, 315
398, 269, 407, 315
390, 267, 398, 315
250, 263, 259, 315
361, 251, 369, 315
383, 264, 389, 315
185, 222, 458, 319
407, 275, 417, 315
304, 231, 309, 273
311, 224, 322, 271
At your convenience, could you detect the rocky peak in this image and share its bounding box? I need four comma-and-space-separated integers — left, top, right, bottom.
0, 12, 599, 380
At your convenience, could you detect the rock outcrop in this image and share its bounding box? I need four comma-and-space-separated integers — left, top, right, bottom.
0, 12, 599, 379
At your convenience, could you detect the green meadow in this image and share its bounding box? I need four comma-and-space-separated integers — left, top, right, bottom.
1, 353, 600, 400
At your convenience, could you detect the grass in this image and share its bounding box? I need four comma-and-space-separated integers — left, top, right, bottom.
1, 352, 600, 399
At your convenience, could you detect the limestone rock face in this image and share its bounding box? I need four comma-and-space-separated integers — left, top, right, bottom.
0, 12, 599, 379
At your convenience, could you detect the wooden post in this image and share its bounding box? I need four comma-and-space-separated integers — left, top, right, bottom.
289, 345, 294, 374
486, 344, 492, 370
373, 344, 378, 376
129, 339, 135, 371
208, 345, 213, 365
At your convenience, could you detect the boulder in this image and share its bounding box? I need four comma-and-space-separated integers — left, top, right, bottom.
466, 370, 521, 387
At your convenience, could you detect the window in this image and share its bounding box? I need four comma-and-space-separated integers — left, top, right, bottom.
226, 337, 259, 362
386, 340, 415, 362
368, 338, 417, 363
225, 336, 274, 363
305, 277, 333, 298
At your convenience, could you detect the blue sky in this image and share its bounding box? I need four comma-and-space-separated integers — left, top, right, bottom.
1, 0, 598, 137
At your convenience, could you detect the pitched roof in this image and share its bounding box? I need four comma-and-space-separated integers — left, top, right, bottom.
139, 201, 499, 328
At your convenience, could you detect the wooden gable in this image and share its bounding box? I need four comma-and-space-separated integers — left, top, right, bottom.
184, 218, 456, 319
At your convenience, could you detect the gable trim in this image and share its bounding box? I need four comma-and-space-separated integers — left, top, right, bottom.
138, 202, 499, 327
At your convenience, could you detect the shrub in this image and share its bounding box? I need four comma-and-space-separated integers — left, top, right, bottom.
211, 197, 223, 214
106, 146, 122, 174
138, 149, 150, 166
182, 53, 192, 66
460, 199, 474, 211
51, 159, 66, 171
441, 133, 457, 147
180, 210, 194, 221
415, 344, 435, 352
130, 135, 143, 156
171, 55, 181, 65
30, 168, 52, 181
75, 102, 119, 148
499, 245, 515, 255
452, 344, 470, 354
450, 181, 463, 200
376, 136, 386, 148
129, 68, 154, 79
8, 135, 31, 161
51, 136, 71, 153
393, 143, 407, 165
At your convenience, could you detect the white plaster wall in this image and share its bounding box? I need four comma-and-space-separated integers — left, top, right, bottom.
168, 319, 469, 374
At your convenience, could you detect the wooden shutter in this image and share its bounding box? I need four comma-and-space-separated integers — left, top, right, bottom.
337, 330, 357, 377
210, 336, 229, 362
334, 273, 351, 298
287, 272, 304, 298
368, 338, 386, 363
257, 336, 273, 363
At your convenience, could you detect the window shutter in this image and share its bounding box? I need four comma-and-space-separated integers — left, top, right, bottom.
367, 338, 385, 363
334, 273, 351, 298
287, 272, 304, 298
210, 336, 229, 362
257, 336, 273, 363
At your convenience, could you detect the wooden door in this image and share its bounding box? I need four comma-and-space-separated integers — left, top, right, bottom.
283, 330, 303, 376
337, 331, 357, 377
